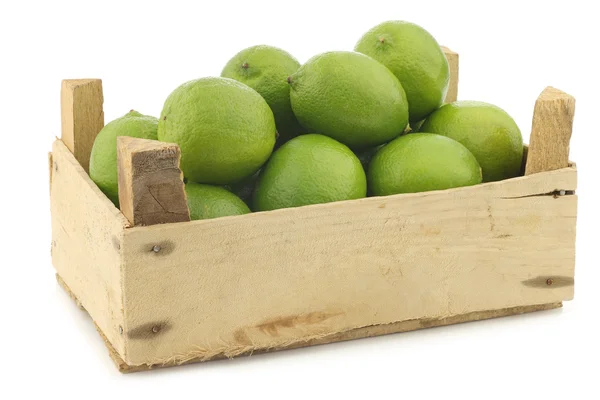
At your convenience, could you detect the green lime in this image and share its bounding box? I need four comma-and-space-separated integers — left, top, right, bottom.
368, 133, 482, 195
89, 110, 158, 206
420, 101, 523, 182
186, 183, 250, 220
253, 134, 366, 211
221, 45, 305, 145
158, 77, 276, 185
288, 51, 408, 149
355, 21, 450, 122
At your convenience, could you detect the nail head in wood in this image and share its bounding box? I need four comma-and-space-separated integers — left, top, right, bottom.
546, 278, 553, 286
152, 245, 161, 253
525, 87, 575, 175
117, 137, 191, 226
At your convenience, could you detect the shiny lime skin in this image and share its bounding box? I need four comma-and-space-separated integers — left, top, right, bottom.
185, 183, 250, 220
289, 51, 409, 149
368, 133, 482, 195
420, 101, 523, 182
221, 45, 304, 145
253, 134, 367, 211
158, 77, 276, 185
355, 20, 450, 122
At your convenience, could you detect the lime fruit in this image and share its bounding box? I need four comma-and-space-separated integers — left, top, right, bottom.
420, 101, 523, 182
89, 110, 158, 206
221, 45, 305, 145
158, 77, 276, 184
186, 183, 250, 220
368, 133, 482, 195
253, 134, 367, 211
355, 21, 450, 122
288, 51, 408, 149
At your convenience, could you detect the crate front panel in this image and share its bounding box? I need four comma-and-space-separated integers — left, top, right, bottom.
120, 167, 576, 366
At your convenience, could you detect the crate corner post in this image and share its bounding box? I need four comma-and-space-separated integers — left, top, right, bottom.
116, 137, 190, 227
525, 86, 576, 176
441, 46, 459, 103
60, 79, 104, 172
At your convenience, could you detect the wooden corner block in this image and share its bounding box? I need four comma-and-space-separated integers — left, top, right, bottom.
525, 87, 575, 175
61, 79, 104, 172
117, 137, 190, 226
441, 46, 459, 103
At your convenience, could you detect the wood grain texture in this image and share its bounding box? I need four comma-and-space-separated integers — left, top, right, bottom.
525, 87, 575, 175
55, 273, 561, 373
441, 46, 459, 103
120, 166, 576, 366
120, 302, 562, 372
117, 137, 190, 226
50, 139, 129, 358
61, 79, 104, 172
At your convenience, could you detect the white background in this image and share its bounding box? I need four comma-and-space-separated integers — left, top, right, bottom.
1, 0, 598, 398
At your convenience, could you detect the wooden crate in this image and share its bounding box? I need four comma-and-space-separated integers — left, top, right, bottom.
49, 48, 577, 373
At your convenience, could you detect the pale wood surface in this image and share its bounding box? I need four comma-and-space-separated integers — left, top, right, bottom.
120, 166, 576, 366
48, 152, 53, 195
441, 46, 459, 103
50, 139, 129, 358
125, 302, 563, 372
525, 87, 575, 175
117, 137, 190, 226
55, 273, 562, 373
61, 79, 104, 172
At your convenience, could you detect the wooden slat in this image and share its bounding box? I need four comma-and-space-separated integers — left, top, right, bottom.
53, 272, 560, 373
117, 137, 190, 226
61, 79, 104, 172
50, 139, 129, 358
525, 87, 576, 175
120, 302, 562, 372
119, 165, 577, 366
441, 46, 459, 103
143, 303, 564, 372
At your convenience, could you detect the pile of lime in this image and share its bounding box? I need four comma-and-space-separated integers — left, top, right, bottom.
89, 20, 523, 220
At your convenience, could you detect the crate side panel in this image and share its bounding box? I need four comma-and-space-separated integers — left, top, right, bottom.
121, 167, 576, 366
117, 302, 563, 372
51, 140, 129, 357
